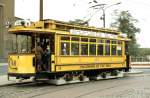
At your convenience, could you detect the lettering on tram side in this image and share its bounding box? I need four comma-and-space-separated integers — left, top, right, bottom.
8, 58, 17, 70
80, 64, 111, 69
70, 29, 118, 38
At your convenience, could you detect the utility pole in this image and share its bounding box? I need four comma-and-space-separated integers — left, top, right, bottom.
90, 2, 121, 28
40, 0, 43, 20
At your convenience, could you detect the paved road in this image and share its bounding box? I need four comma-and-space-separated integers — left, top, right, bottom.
34, 75, 150, 98
0, 65, 7, 75
0, 68, 150, 98
135, 68, 150, 74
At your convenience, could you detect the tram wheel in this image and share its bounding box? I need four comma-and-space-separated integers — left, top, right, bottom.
101, 72, 106, 78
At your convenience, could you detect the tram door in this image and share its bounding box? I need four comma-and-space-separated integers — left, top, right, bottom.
125, 42, 130, 72
33, 34, 54, 72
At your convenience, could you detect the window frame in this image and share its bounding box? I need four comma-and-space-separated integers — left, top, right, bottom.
60, 35, 71, 56
59, 35, 124, 57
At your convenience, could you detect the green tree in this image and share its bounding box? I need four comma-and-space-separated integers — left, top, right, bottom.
138, 48, 150, 57
110, 11, 140, 56
69, 19, 89, 26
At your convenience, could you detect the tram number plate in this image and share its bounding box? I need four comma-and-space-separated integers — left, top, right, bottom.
80, 64, 111, 69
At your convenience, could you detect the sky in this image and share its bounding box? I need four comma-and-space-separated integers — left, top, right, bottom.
15, 0, 150, 48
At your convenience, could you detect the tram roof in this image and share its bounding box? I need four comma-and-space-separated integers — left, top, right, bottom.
9, 19, 120, 35
44, 19, 120, 34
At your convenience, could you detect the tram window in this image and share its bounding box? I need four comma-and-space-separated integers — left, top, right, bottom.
61, 36, 70, 41
111, 45, 117, 55
118, 41, 122, 44
90, 44, 96, 55
106, 40, 110, 43
105, 45, 110, 55
61, 42, 70, 55
125, 42, 129, 53
16, 35, 32, 53
111, 40, 117, 44
98, 39, 104, 43
81, 44, 88, 55
72, 37, 79, 41
71, 43, 79, 55
12, 37, 17, 53
81, 38, 88, 42
98, 44, 103, 55
90, 39, 96, 42
117, 45, 122, 56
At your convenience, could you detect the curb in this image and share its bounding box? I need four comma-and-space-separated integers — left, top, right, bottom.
0, 75, 33, 86
125, 71, 143, 74
0, 75, 12, 86
0, 63, 8, 67
131, 66, 150, 69
124, 70, 143, 77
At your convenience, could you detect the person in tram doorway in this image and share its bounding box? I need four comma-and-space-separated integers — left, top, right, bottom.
42, 44, 51, 71
32, 42, 44, 72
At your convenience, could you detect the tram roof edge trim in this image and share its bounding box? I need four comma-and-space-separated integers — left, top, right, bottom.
8, 19, 123, 36
8, 26, 56, 34
44, 19, 120, 34
119, 38, 131, 41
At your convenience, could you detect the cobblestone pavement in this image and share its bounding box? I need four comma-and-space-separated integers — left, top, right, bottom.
100, 88, 150, 98
0, 74, 150, 98
82, 76, 150, 98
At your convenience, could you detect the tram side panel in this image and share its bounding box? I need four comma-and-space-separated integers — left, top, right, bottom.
8, 54, 35, 77
53, 34, 128, 72
54, 56, 127, 72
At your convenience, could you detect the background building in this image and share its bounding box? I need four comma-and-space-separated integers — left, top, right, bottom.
0, 0, 14, 62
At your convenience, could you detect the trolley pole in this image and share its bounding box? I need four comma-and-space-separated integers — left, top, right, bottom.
40, 0, 43, 20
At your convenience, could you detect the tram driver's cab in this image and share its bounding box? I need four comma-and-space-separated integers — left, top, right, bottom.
8, 31, 55, 79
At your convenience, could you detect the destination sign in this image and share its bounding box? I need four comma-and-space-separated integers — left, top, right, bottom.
70, 29, 118, 38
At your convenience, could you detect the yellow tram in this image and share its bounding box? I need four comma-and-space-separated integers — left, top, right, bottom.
8, 19, 130, 85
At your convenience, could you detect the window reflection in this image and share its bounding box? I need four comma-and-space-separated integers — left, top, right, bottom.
105, 45, 110, 55
61, 42, 70, 55
90, 44, 96, 55
112, 45, 116, 55
71, 43, 79, 55
98, 44, 103, 55
81, 44, 88, 55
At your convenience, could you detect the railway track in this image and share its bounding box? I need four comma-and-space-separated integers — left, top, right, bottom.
0, 75, 146, 98
74, 78, 139, 98
27, 75, 150, 98
0, 80, 93, 98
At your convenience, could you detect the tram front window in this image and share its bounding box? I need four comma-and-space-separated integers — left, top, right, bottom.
12, 35, 32, 53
